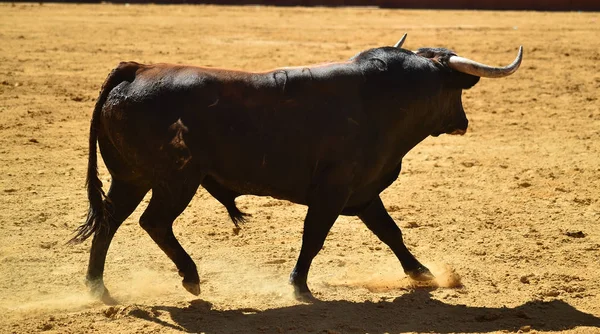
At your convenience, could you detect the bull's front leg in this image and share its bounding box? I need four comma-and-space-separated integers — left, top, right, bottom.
358, 196, 434, 281
289, 186, 351, 302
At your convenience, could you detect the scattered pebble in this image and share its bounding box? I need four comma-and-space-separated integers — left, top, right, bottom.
573, 198, 592, 205
38, 323, 53, 331
405, 221, 419, 228
104, 306, 119, 318
520, 325, 532, 332
40, 241, 57, 249
541, 289, 560, 297
565, 231, 586, 238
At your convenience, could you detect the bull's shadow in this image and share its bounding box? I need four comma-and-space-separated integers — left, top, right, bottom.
131, 290, 600, 333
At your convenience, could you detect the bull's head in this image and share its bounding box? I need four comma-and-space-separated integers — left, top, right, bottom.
393, 34, 523, 137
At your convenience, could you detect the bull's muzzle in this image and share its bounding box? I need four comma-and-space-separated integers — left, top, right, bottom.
449, 128, 467, 136
447, 116, 468, 136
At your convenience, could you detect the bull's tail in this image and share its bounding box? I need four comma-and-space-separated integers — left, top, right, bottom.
69, 62, 138, 244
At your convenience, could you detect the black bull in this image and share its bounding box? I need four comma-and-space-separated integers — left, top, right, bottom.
70, 43, 522, 302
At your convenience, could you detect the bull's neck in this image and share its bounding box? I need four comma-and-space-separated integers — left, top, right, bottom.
382, 101, 441, 165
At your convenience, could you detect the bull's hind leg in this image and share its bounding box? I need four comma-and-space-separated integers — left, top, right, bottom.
86, 179, 150, 304
358, 196, 434, 281
139, 175, 202, 296
290, 187, 350, 302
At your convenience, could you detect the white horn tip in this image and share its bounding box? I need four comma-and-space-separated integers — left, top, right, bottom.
510, 46, 524, 69
393, 33, 408, 48
517, 46, 524, 58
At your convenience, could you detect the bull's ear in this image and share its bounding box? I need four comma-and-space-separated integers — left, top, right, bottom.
446, 72, 480, 90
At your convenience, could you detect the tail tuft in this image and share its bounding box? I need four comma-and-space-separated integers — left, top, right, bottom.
68, 176, 108, 244
228, 208, 250, 228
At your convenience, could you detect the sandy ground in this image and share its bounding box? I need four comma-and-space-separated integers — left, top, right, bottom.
0, 3, 599, 333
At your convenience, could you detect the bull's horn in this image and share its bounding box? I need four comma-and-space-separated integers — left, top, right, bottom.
393, 33, 407, 48
447, 46, 523, 78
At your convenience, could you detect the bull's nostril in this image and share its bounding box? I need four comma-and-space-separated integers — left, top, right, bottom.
450, 128, 467, 135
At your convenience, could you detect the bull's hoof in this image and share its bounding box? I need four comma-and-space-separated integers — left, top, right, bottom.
86, 279, 118, 305
293, 286, 318, 303
100, 291, 119, 305
294, 291, 317, 303
406, 266, 435, 281
182, 280, 201, 296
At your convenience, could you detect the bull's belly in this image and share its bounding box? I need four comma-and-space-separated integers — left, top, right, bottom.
207, 172, 389, 216
204, 161, 394, 212
197, 146, 400, 212
202, 149, 313, 204
207, 170, 311, 205
216, 176, 308, 203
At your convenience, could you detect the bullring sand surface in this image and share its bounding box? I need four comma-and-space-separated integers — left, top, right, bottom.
0, 3, 599, 333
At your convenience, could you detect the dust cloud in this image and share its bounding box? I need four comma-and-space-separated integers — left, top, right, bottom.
327, 263, 462, 293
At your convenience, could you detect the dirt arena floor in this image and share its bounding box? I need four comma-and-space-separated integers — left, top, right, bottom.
1, 3, 599, 333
